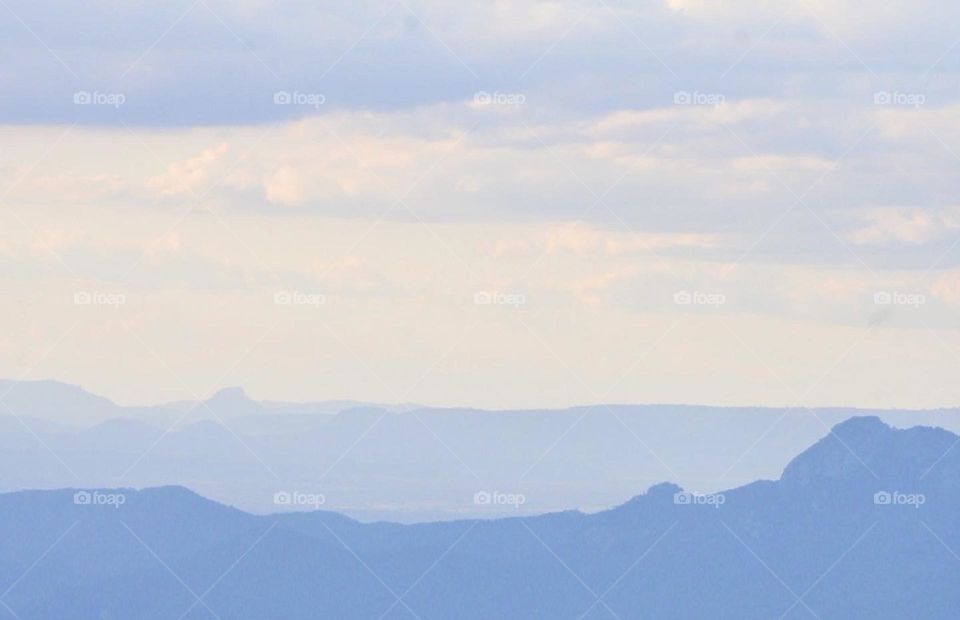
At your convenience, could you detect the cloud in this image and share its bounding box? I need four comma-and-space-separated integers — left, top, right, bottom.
2, 0, 960, 126
147, 144, 229, 197
7, 0, 960, 411
263, 167, 306, 206
20, 173, 127, 203
846, 208, 960, 246
143, 233, 183, 260
931, 272, 960, 305
26, 229, 87, 258
561, 265, 642, 307
542, 223, 719, 256
2, 93, 958, 271
663, 0, 956, 41
590, 100, 789, 137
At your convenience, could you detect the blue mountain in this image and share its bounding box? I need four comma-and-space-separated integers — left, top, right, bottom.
0, 416, 957, 618
5, 379, 960, 521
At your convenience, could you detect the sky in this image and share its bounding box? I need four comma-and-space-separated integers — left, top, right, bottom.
2, 0, 960, 409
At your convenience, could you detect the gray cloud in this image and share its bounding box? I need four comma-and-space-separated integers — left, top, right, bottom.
2, 0, 960, 125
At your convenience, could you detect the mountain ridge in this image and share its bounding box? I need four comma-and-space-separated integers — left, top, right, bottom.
3, 380, 960, 521
10, 415, 955, 522
0, 415, 957, 618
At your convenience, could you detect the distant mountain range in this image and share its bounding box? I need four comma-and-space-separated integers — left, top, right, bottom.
1, 379, 959, 521
1, 416, 957, 619
0, 379, 413, 427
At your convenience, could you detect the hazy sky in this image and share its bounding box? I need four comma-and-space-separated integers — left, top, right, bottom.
2, 0, 960, 408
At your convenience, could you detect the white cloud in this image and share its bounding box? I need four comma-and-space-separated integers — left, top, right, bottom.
147, 143, 229, 197
542, 223, 719, 256
931, 272, 960, 305
561, 265, 642, 307
846, 208, 960, 245
263, 167, 306, 206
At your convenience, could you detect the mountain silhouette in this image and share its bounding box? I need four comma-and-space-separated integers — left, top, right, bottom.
5, 380, 960, 521
0, 417, 957, 618
203, 387, 264, 418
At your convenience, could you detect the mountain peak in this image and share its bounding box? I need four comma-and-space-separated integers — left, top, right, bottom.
204, 386, 262, 416
208, 386, 249, 400
0, 379, 118, 425
781, 416, 956, 485
615, 482, 682, 511
830, 415, 889, 437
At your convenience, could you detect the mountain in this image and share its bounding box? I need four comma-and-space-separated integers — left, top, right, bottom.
0, 379, 122, 426
0, 379, 405, 427
3, 379, 960, 520
0, 417, 957, 619
201, 386, 265, 418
